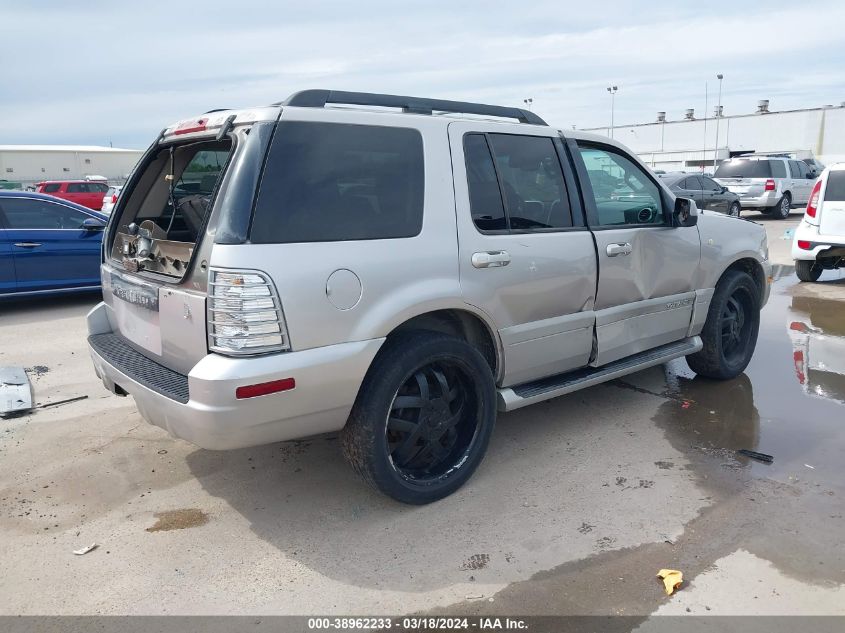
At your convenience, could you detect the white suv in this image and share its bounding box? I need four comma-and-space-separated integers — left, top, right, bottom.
792, 164, 845, 281
715, 155, 816, 219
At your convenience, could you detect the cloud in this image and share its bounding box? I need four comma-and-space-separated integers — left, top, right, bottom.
1, 0, 843, 146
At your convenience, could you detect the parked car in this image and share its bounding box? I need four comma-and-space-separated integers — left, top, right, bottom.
35, 180, 110, 210
659, 172, 741, 216
791, 163, 845, 281
87, 90, 771, 504
101, 185, 123, 214
803, 157, 826, 178
714, 155, 816, 219
0, 191, 107, 297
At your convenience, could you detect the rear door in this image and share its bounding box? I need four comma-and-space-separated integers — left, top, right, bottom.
680, 176, 704, 209
820, 170, 845, 237
0, 211, 16, 294
700, 175, 730, 213
448, 122, 597, 386
570, 139, 701, 366
795, 161, 815, 204
65, 182, 104, 209
0, 197, 103, 292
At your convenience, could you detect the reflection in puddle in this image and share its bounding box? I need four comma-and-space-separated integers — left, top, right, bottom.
788, 295, 845, 405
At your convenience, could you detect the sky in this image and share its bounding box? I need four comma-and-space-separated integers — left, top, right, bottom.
2, 0, 844, 149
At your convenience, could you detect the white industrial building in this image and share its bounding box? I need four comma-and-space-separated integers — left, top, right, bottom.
583, 101, 845, 173
0, 145, 143, 189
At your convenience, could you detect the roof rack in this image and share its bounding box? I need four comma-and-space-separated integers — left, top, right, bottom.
277, 89, 548, 126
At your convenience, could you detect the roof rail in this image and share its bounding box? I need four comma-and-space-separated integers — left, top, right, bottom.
278, 89, 548, 126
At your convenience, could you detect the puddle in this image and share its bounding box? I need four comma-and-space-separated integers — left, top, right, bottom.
146, 508, 209, 532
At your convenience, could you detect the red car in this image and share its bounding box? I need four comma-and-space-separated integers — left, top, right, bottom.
36, 180, 109, 210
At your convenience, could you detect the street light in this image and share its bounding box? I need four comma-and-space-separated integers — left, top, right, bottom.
523, 98, 533, 111
607, 86, 618, 138
714, 74, 724, 172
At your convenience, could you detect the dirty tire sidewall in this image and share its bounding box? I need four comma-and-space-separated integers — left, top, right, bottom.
686, 269, 761, 380
774, 193, 791, 219
729, 202, 741, 217
341, 331, 496, 505
795, 259, 822, 282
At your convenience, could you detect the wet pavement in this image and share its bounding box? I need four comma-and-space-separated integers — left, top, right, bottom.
1, 262, 843, 618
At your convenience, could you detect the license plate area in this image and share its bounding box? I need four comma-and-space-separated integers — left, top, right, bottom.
110, 273, 162, 355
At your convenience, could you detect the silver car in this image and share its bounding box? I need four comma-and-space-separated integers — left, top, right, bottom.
87, 90, 771, 503
714, 155, 816, 219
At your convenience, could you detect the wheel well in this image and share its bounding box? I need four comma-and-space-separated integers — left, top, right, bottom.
723, 258, 766, 306
388, 310, 498, 375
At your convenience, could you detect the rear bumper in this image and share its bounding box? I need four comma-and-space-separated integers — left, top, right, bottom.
736, 192, 778, 208
86, 302, 383, 450
792, 221, 845, 261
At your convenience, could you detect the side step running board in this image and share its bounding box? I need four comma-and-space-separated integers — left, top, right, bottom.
497, 336, 702, 412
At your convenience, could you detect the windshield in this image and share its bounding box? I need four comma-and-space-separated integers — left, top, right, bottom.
715, 160, 772, 179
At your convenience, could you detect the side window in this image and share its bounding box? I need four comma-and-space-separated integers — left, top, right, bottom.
251, 122, 424, 243
487, 134, 572, 230
0, 198, 91, 229
90, 182, 109, 193
464, 134, 507, 231
43, 183, 61, 193
788, 161, 802, 178
577, 144, 666, 226
683, 177, 702, 191
701, 176, 721, 191
67, 183, 85, 193
824, 171, 845, 201
770, 161, 786, 178
796, 162, 811, 179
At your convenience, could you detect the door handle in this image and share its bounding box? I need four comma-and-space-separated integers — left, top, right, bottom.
606, 242, 632, 257
14, 242, 42, 248
472, 250, 511, 268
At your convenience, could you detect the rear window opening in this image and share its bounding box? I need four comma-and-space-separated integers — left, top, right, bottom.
714, 160, 772, 179
110, 138, 232, 277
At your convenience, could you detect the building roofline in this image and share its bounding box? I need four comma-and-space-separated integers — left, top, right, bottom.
582, 103, 845, 131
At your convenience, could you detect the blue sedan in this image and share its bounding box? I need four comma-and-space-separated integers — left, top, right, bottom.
0, 191, 108, 298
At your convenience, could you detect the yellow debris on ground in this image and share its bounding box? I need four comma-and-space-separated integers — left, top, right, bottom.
657, 569, 684, 595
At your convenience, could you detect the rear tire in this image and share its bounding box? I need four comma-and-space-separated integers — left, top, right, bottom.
772, 192, 791, 219
341, 331, 496, 504
687, 270, 760, 380
795, 259, 823, 282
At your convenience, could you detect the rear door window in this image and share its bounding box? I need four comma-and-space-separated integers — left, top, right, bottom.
251, 122, 424, 243
714, 160, 772, 178
464, 134, 507, 231
682, 177, 702, 190
788, 161, 802, 178
824, 171, 845, 201
770, 161, 786, 178
67, 183, 86, 193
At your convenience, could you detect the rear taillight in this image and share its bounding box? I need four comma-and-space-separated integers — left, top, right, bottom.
111, 194, 118, 204
764, 179, 776, 191
805, 180, 822, 218
207, 269, 289, 355
797, 240, 812, 250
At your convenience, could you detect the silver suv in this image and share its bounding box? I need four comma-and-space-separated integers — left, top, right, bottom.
714, 154, 817, 219
87, 90, 771, 503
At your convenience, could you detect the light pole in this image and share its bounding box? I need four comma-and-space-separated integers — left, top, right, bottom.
523, 98, 533, 111
606, 86, 618, 138
714, 74, 724, 172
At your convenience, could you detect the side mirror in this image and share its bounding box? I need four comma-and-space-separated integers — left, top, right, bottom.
807, 173, 815, 179
721, 186, 729, 193
82, 217, 106, 231
673, 196, 698, 227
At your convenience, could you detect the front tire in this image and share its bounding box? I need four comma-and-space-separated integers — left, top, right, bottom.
773, 192, 791, 219
728, 201, 741, 217
341, 331, 496, 504
795, 259, 822, 282
687, 270, 761, 380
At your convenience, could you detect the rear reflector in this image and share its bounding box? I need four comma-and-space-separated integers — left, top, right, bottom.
236, 377, 295, 399
764, 179, 776, 191
797, 240, 812, 250
173, 118, 208, 135
806, 180, 822, 218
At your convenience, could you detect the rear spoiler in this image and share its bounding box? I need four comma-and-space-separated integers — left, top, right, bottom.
160, 107, 281, 142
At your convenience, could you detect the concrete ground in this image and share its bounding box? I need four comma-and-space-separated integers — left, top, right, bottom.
1, 209, 843, 622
